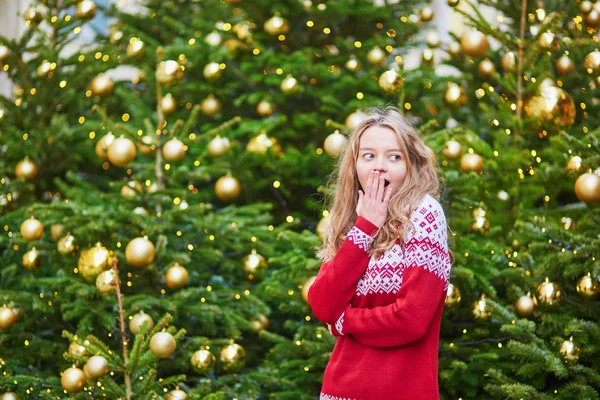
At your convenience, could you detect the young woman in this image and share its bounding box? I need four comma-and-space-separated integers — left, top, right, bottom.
308, 106, 451, 400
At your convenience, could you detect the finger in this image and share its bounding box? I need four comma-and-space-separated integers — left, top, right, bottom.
366, 171, 375, 199
369, 171, 379, 199
356, 190, 363, 213
382, 186, 393, 204
376, 175, 385, 201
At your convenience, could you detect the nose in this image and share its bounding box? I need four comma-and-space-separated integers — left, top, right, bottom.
373, 157, 387, 172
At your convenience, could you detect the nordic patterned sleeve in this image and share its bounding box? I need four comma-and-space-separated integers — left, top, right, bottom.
338, 198, 451, 347
307, 216, 378, 325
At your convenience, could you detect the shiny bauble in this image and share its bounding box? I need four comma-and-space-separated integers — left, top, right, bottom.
96, 269, 116, 295
444, 82, 467, 106
137, 135, 156, 156
515, 295, 535, 317
109, 26, 123, 44
247, 133, 282, 155
316, 214, 331, 241
442, 139, 462, 160
378, 70, 403, 94
581, 0, 593, 14
225, 39, 247, 56
478, 58, 496, 78
208, 135, 230, 157
367, 46, 386, 66
0, 306, 17, 330
421, 48, 434, 66
165, 263, 189, 289
15, 158, 38, 181
61, 367, 86, 393
78, 243, 111, 281
205, 31, 222, 46
125, 237, 155, 268
584, 51, 600, 76
95, 133, 115, 160
577, 273, 600, 299
233, 21, 253, 40
24, 7, 43, 24
0, 392, 19, 400
150, 331, 176, 358
560, 339, 579, 361
324, 130, 348, 157
264, 14, 289, 35
345, 56, 361, 72
126, 38, 145, 58
447, 41, 461, 58
201, 94, 222, 116
501, 51, 516, 72
461, 153, 483, 173
58, 234, 77, 256
559, 217, 576, 231
161, 93, 177, 115
447, 0, 459, 6
538, 31, 559, 51
166, 389, 187, 400
107, 137, 136, 167
345, 111, 366, 130
85, 355, 109, 380
302, 276, 317, 303
242, 250, 268, 281
121, 181, 143, 197
91, 74, 113, 96
425, 31, 441, 48
162, 138, 186, 162
574, 172, 600, 204
565, 155, 582, 172
460, 31, 488, 57
445, 283, 461, 307
585, 6, 600, 27
191, 349, 216, 373
21, 217, 44, 241
129, 311, 154, 335
420, 5, 434, 21
525, 86, 576, 128
203, 62, 222, 80
535, 278, 562, 308
281, 75, 299, 94
471, 214, 490, 235
0, 45, 10, 63
250, 314, 269, 332
257, 100, 274, 116
215, 175, 241, 202
472, 295, 492, 319
51, 224, 65, 241
220, 343, 246, 372
556, 55, 574, 75
37, 60, 54, 77
75, 0, 97, 20
156, 60, 183, 86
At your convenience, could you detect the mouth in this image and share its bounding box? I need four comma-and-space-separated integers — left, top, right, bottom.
384, 179, 390, 188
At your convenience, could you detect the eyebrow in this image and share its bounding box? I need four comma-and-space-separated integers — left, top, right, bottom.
359, 147, 402, 152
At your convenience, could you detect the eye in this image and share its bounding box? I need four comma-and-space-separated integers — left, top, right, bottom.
390, 154, 402, 161
362, 153, 374, 159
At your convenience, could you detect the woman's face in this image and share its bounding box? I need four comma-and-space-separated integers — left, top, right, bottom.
356, 126, 407, 196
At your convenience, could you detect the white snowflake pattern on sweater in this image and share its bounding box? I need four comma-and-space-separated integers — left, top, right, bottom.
346, 226, 374, 251
320, 393, 356, 400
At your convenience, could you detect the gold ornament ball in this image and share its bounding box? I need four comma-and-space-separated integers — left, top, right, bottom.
85, 355, 109, 380
264, 15, 289, 35
75, 0, 97, 20
165, 263, 189, 289
156, 60, 183, 86
15, 157, 38, 181
585, 6, 600, 27
78, 243, 111, 281
538, 31, 559, 51
61, 367, 86, 393
378, 70, 403, 95
162, 138, 186, 162
420, 5, 434, 21
460, 30, 488, 57
161, 93, 177, 115
233, 21, 253, 40
127, 38, 145, 58
556, 55, 574, 75
559, 217, 576, 231
345, 57, 361, 72
574, 172, 600, 204
367, 46, 386, 66
501, 51, 516, 72
68, 342, 87, 357
302, 276, 317, 303
257, 99, 274, 116
203, 62, 222, 80
0, 392, 19, 400
560, 339, 579, 361
478, 58, 496, 78
95, 133, 115, 160
121, 181, 143, 197
51, 224, 65, 240
281, 75, 299, 94
535, 278, 562, 307
324, 130, 348, 157
191, 349, 216, 373
0, 306, 17, 330
58, 234, 77, 256
316, 214, 331, 242
24, 7, 43, 24
565, 155, 582, 172
581, 0, 593, 14
421, 48, 434, 66
21, 217, 44, 241
201, 94, 222, 116
345, 111, 366, 130
524, 86, 576, 127
447, 41, 461, 58
584, 51, 600, 76
166, 389, 187, 400
138, 135, 156, 157
442, 139, 462, 160
445, 283, 461, 307
96, 269, 117, 295
460, 153, 483, 174
129, 311, 154, 335
208, 135, 230, 157
444, 82, 467, 106
576, 273, 600, 299
107, 137, 136, 167
150, 331, 176, 358
250, 314, 269, 332
125, 237, 155, 268
447, 0, 459, 6
425, 31, 441, 48
515, 295, 535, 317
109, 26, 123, 44
242, 250, 268, 281
205, 31, 222, 46
247, 132, 282, 155
215, 175, 242, 202
220, 343, 246, 372
472, 295, 492, 319
37, 60, 54, 77
0, 45, 10, 63
22, 247, 42, 269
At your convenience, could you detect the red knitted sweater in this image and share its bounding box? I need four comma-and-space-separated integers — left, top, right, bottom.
308, 194, 451, 400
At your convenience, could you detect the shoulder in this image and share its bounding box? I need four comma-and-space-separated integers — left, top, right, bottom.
406, 194, 447, 240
